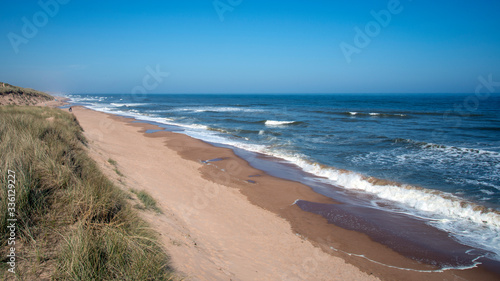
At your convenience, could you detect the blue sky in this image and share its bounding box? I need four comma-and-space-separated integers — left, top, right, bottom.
1, 0, 499, 94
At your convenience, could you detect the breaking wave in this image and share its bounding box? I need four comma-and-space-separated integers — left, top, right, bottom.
393, 138, 500, 158
264, 120, 298, 126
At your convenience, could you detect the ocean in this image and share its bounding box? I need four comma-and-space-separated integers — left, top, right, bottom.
66, 93, 500, 270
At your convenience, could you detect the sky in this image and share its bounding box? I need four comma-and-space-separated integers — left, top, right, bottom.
1, 0, 499, 94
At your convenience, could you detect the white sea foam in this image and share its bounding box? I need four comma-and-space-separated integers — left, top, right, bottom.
352, 139, 500, 200
291, 159, 500, 227
69, 95, 108, 103
173, 106, 264, 113
481, 189, 495, 196
131, 114, 209, 130
346, 112, 407, 117
110, 103, 147, 107
330, 246, 483, 272
460, 179, 500, 191
265, 120, 296, 126
397, 138, 500, 158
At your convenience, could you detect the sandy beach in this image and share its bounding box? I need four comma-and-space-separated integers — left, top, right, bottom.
68, 106, 498, 281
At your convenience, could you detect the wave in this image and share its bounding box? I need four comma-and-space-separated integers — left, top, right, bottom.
343, 112, 408, 118
68, 95, 109, 103
309, 109, 411, 117
393, 138, 500, 157
482, 189, 495, 196
207, 127, 261, 139
281, 156, 500, 225
110, 103, 147, 107
276, 156, 500, 259
84, 104, 208, 131
172, 106, 264, 113
334, 110, 485, 118
264, 120, 299, 126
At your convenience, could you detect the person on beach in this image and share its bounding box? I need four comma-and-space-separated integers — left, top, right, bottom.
69, 107, 72, 112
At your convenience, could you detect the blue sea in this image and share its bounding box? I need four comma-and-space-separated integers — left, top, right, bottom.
67, 93, 500, 267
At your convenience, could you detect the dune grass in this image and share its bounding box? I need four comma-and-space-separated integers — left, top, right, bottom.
108, 158, 124, 177
0, 82, 53, 99
0, 106, 173, 280
0, 82, 54, 105
131, 189, 163, 214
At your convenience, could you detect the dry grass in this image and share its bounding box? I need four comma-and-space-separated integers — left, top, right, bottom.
0, 82, 54, 106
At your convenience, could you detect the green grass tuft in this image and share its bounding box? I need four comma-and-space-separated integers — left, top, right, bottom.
108, 158, 117, 166
131, 189, 163, 214
108, 158, 124, 177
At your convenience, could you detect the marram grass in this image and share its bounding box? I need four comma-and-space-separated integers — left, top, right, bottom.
131, 189, 163, 214
0, 106, 174, 280
0, 82, 54, 100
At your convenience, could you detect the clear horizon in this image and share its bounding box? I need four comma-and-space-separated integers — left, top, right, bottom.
1, 0, 499, 94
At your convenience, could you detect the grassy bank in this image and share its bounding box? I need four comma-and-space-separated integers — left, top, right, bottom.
0, 106, 173, 280
0, 83, 54, 106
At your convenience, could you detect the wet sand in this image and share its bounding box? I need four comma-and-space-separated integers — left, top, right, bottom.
70, 106, 498, 281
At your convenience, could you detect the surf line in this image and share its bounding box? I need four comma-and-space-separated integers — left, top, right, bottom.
329, 246, 484, 273
291, 199, 484, 272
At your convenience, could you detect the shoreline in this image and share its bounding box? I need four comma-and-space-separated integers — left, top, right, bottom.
70, 106, 499, 280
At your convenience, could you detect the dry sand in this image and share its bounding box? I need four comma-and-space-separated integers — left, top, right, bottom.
68, 106, 497, 281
